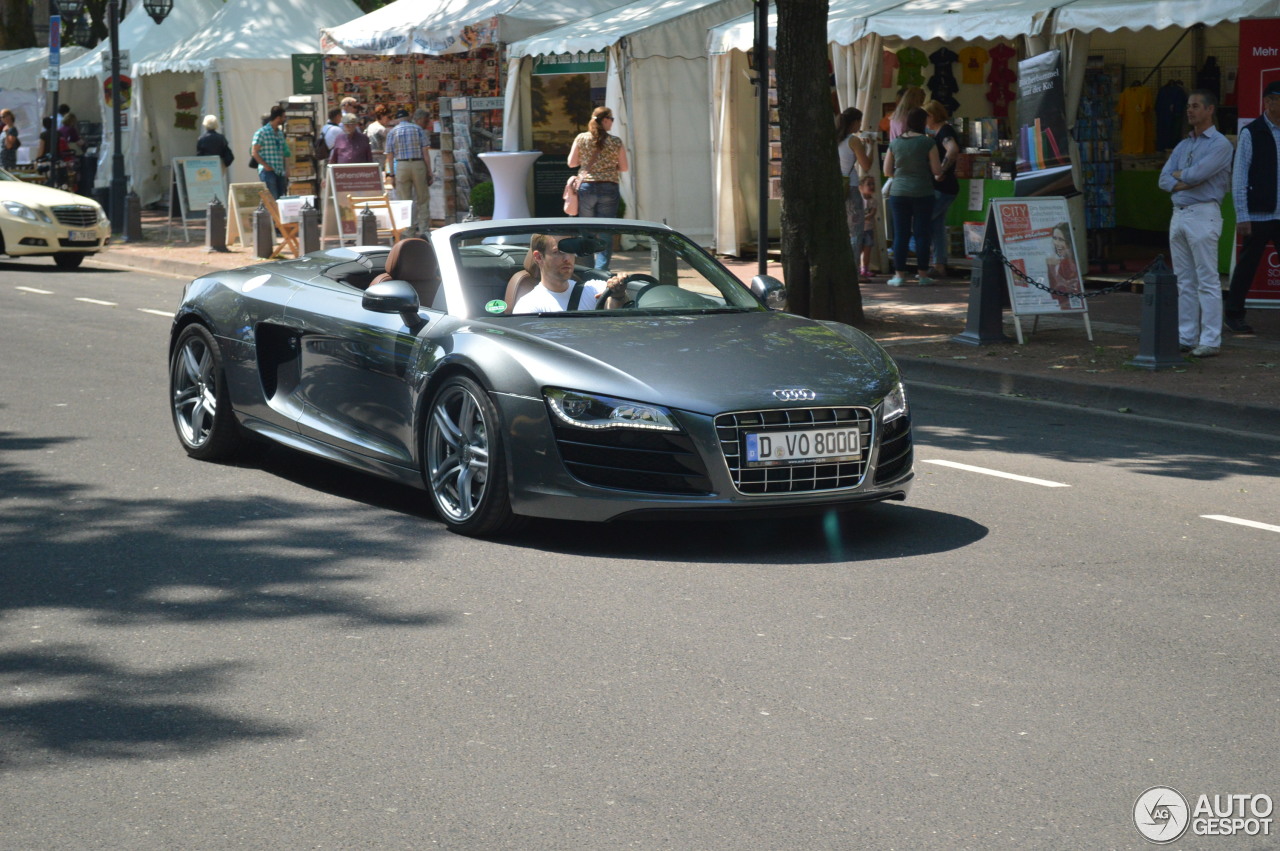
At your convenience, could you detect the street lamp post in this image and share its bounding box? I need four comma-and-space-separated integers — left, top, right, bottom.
105, 0, 172, 236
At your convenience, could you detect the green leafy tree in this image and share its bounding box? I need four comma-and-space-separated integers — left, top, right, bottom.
775, 0, 863, 323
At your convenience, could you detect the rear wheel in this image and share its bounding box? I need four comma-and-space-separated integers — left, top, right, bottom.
424, 375, 520, 536
170, 324, 242, 461
53, 253, 85, 269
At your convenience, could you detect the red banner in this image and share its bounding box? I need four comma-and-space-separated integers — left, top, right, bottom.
1234, 18, 1280, 304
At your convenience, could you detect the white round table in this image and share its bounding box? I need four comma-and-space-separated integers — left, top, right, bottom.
478, 151, 542, 219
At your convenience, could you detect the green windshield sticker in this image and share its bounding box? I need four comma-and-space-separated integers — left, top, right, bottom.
485, 299, 507, 314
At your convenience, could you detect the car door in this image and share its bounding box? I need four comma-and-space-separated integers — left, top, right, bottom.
285, 278, 441, 468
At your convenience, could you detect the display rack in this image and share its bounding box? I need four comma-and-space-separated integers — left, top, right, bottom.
282, 97, 320, 198
1077, 60, 1120, 269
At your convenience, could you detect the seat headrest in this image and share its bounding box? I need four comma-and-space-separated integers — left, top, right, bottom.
386, 237, 437, 283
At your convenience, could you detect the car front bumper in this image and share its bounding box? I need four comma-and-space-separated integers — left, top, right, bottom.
1, 214, 110, 257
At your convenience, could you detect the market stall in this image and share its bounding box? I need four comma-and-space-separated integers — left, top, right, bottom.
0, 46, 87, 168
51, 0, 221, 196
503, 0, 753, 244
133, 0, 363, 202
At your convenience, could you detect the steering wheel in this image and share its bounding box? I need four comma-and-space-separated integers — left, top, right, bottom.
594, 273, 661, 308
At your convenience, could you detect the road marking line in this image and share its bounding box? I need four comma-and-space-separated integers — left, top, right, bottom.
1201, 515, 1280, 534
138, 308, 173, 318
15, 286, 54, 294
921, 459, 1070, 488
75, 297, 117, 306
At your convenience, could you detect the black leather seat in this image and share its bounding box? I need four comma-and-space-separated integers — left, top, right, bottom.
368, 238, 440, 308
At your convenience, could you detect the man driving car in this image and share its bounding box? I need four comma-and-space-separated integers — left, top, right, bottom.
513, 234, 630, 313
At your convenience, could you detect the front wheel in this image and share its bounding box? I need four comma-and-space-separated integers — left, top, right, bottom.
169, 323, 242, 461
423, 375, 520, 536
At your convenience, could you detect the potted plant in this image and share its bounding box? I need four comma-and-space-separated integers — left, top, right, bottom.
469, 181, 494, 219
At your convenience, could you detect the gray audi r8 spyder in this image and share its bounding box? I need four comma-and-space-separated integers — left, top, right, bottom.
168, 219, 912, 536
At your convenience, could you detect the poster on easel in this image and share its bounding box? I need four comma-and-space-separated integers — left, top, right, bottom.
987, 197, 1092, 343
169, 156, 224, 241
226, 182, 264, 248
321, 163, 386, 245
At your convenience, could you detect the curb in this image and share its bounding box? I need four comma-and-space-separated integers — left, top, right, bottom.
900, 357, 1280, 437
88, 250, 259, 280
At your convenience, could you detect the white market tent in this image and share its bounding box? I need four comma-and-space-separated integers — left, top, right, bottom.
53, 0, 221, 197
0, 46, 87, 163
319, 0, 637, 55
709, 0, 1275, 255
504, 0, 755, 244
133, 0, 364, 202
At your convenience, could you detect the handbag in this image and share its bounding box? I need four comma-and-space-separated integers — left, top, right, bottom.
562, 174, 580, 216
563, 142, 603, 216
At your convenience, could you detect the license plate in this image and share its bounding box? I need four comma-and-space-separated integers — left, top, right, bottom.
69, 230, 96, 241
744, 427, 861, 467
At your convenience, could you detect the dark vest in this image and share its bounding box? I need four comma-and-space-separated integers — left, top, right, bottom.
1244, 115, 1278, 214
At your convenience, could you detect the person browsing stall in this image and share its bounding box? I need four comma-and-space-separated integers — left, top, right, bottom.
1158, 89, 1234, 357
512, 234, 631, 313
384, 108, 433, 236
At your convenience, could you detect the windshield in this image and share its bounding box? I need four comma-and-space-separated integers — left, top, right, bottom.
449, 224, 762, 317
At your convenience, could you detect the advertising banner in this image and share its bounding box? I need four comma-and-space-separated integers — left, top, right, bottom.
1014, 51, 1076, 198
1234, 18, 1280, 306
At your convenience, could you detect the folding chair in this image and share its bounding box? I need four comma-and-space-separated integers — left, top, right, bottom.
258, 189, 301, 259
349, 194, 403, 243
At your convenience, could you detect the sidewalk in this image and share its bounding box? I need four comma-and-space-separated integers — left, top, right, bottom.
92, 210, 1280, 437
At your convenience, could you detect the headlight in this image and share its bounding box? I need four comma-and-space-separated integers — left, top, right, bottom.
545, 388, 679, 432
97, 206, 110, 225
2, 200, 52, 223
881, 382, 907, 422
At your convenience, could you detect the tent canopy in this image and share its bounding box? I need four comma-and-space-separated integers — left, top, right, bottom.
707, 0, 918, 54
320, 0, 636, 55
137, 0, 364, 75
508, 0, 748, 60
1051, 0, 1280, 34
55, 0, 222, 80
1, 45, 85, 89
858, 0, 1056, 42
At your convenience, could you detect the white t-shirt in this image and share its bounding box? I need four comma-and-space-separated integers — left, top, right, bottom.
322, 122, 343, 155
513, 280, 606, 314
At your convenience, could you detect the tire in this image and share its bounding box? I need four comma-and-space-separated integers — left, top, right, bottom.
169, 324, 242, 461
423, 375, 520, 536
53, 253, 85, 269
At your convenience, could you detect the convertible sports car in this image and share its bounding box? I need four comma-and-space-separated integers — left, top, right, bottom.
0, 168, 111, 268
169, 218, 912, 536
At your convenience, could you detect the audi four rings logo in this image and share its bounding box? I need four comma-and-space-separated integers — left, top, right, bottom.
772, 389, 817, 401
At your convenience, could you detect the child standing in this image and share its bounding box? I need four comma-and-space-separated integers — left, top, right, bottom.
858, 175, 879, 277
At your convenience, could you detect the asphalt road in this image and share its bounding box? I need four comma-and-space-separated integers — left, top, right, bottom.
2, 260, 1277, 849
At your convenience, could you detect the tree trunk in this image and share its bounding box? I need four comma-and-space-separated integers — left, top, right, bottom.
775, 0, 863, 324
0, 0, 37, 50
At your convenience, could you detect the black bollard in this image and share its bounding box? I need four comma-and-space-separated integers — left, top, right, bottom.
299, 200, 321, 255
124, 191, 143, 243
358, 206, 379, 246
205, 198, 229, 252
952, 244, 1013, 345
253, 202, 274, 259
1127, 256, 1183, 370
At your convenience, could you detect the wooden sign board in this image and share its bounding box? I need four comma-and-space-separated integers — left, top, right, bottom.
226, 182, 264, 248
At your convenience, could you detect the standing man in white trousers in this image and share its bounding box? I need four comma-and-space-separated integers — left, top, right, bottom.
1158, 90, 1234, 357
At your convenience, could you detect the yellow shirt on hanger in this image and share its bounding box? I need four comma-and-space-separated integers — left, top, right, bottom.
1117, 85, 1155, 155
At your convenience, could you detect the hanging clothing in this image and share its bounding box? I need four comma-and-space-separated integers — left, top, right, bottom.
896, 47, 928, 87
1155, 82, 1188, 151
1117, 85, 1154, 155
957, 46, 988, 85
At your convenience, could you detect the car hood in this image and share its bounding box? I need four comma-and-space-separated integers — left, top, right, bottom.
1, 180, 101, 210
481, 310, 898, 414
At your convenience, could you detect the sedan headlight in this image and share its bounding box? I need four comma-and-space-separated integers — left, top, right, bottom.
545, 388, 679, 432
881, 381, 907, 422
97, 206, 111, 225
3, 200, 53, 223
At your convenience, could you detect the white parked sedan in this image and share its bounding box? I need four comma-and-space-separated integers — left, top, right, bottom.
0, 168, 111, 269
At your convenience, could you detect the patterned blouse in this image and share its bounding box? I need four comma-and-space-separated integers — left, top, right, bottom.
572, 133, 624, 183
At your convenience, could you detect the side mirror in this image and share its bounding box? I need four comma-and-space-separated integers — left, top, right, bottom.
749, 275, 787, 311
363, 280, 422, 326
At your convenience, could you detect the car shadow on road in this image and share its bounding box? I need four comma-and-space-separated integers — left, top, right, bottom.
507, 503, 987, 565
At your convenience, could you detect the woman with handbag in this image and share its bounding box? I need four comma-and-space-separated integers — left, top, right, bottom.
837, 108, 871, 268
567, 106, 628, 269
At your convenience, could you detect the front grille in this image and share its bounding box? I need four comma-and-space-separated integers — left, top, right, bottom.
51, 205, 100, 228
716, 406, 873, 494
874, 415, 913, 483
58, 239, 100, 248
552, 422, 713, 495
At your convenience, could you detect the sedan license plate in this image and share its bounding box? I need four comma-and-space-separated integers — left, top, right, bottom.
69, 230, 96, 241
744, 427, 861, 467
